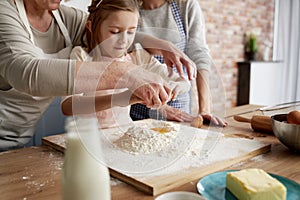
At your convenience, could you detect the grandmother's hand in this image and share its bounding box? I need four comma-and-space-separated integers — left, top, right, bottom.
74, 60, 171, 108
120, 67, 172, 108
134, 83, 171, 108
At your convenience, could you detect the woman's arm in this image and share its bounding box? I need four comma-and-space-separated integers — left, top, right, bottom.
184, 0, 212, 72
61, 90, 143, 116
0, 2, 171, 107
182, 0, 227, 126
74, 60, 172, 108
196, 69, 211, 115
0, 1, 82, 96
196, 69, 227, 126
135, 32, 197, 81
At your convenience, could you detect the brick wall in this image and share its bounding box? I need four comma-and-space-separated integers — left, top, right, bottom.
197, 0, 275, 108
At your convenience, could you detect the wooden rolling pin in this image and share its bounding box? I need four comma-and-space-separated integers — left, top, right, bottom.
233, 115, 273, 134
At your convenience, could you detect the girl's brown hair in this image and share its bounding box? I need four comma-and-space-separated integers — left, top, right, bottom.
83, 0, 140, 53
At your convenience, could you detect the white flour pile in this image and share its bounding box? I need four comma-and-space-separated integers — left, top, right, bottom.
98, 120, 267, 176
113, 121, 179, 155
135, 134, 267, 178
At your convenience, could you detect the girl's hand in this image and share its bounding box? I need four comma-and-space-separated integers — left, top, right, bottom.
200, 112, 228, 127
158, 105, 194, 122
122, 67, 172, 108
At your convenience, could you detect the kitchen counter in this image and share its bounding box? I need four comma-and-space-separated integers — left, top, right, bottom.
1, 105, 300, 200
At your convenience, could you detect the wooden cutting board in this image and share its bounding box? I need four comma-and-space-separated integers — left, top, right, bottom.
42, 120, 271, 196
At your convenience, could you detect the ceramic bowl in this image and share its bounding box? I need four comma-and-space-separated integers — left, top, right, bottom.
155, 191, 206, 200
271, 114, 300, 152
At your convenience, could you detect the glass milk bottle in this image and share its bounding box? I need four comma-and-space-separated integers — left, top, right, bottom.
62, 117, 110, 200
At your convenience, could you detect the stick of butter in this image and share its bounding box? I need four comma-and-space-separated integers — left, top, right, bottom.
226, 168, 286, 200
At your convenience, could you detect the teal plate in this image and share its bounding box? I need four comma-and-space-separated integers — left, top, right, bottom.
197, 170, 300, 200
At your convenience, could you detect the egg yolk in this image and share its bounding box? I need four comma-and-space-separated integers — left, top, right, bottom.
151, 127, 171, 134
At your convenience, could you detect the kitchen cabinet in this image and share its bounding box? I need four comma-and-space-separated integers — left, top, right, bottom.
237, 61, 283, 106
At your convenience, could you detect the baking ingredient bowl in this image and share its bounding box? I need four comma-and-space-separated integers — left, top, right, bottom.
271, 114, 300, 152
155, 191, 206, 200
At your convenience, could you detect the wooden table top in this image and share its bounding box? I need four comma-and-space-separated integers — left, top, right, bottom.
1, 105, 299, 200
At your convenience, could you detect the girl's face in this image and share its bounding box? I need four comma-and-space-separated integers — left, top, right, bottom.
97, 10, 139, 58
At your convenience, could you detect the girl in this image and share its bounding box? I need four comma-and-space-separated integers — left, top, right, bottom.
61, 0, 191, 128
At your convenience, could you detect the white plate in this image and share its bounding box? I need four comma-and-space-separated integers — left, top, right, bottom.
155, 191, 206, 200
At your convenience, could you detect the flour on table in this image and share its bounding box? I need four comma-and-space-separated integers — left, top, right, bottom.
113, 121, 179, 155
135, 133, 267, 178
95, 119, 267, 175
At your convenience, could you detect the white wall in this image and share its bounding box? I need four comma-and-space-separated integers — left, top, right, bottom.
249, 62, 284, 106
